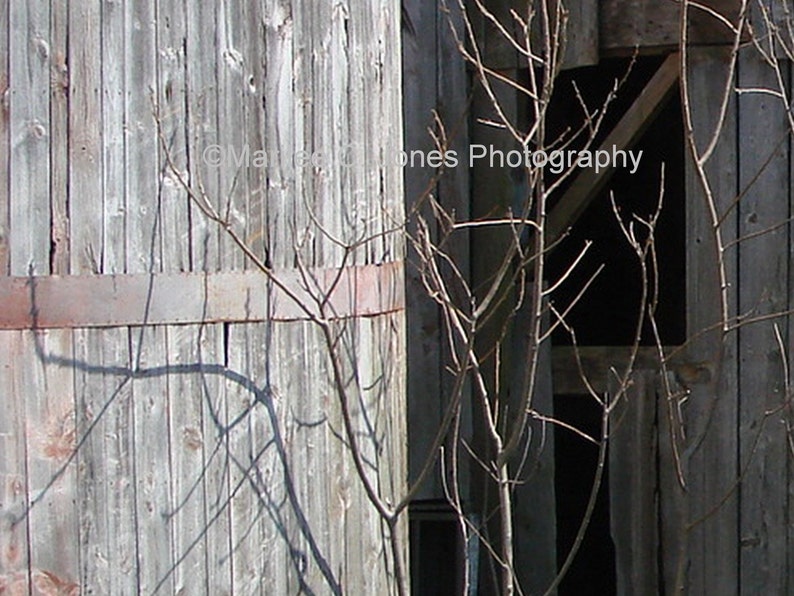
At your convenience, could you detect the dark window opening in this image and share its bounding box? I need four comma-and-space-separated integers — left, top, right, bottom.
546, 57, 686, 347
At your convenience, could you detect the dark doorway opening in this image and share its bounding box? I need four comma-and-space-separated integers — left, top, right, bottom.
545, 56, 686, 595
554, 393, 616, 594
409, 501, 468, 596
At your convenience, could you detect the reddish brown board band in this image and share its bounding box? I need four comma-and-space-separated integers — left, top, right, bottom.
0, 261, 404, 329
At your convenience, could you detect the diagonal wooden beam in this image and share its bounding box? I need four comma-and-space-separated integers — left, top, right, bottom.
546, 53, 680, 243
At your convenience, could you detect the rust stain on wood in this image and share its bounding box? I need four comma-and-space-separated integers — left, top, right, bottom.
0, 262, 404, 330
0, 569, 80, 596
29, 408, 77, 463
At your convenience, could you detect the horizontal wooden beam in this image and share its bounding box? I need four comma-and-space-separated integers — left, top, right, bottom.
546, 53, 679, 243
600, 0, 744, 55
0, 262, 404, 329
551, 345, 699, 395
473, 1, 742, 68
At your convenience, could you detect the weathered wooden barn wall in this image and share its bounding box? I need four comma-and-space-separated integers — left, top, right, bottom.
0, 1, 406, 594
455, 1, 794, 594
606, 47, 794, 595
605, 26, 794, 596
677, 44, 792, 594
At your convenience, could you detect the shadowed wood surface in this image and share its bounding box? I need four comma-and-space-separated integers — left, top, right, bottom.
600, 0, 743, 54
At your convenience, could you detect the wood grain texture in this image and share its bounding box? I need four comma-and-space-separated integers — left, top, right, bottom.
0, 0, 8, 276
74, 327, 137, 595
200, 324, 234, 595
682, 46, 740, 595
437, 0, 474, 504
9, 1, 50, 277
185, 0, 220, 273
100, 0, 126, 275
609, 371, 658, 595
403, 0, 444, 501
164, 324, 210, 595
737, 47, 789, 594
0, 332, 30, 594
49, 0, 69, 276
600, 0, 743, 54
562, 0, 599, 69
22, 329, 80, 595
70, 0, 103, 276
0, 263, 405, 329
0, 1, 407, 594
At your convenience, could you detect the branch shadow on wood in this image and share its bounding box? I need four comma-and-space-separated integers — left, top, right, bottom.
14, 271, 356, 595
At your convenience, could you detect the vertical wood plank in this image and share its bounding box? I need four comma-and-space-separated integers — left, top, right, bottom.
682, 46, 739, 595
290, 0, 315, 269
124, 0, 175, 592
291, 321, 333, 593
216, 0, 247, 272
561, 0, 599, 70
609, 370, 658, 595
380, 0, 405, 266
9, 1, 50, 276
509, 283, 556, 595
341, 0, 365, 268
300, 321, 336, 593
23, 329, 80, 593
437, 0, 473, 505
69, 0, 103, 273
263, 0, 295, 273
0, 332, 30, 594
49, 0, 69, 275
403, 0, 443, 501
99, 0, 126, 275
0, 0, 8, 276
226, 322, 262, 593
165, 325, 208, 594
73, 328, 137, 595
184, 1, 220, 272
242, 1, 267, 269
657, 373, 687, 596
324, 327, 353, 590
157, 0, 190, 274
130, 325, 174, 594
125, 0, 160, 276
355, 317, 386, 595
737, 47, 789, 594
200, 324, 234, 594
254, 320, 290, 595
788, 53, 794, 596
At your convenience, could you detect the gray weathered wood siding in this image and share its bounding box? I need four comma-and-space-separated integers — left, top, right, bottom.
0, 2, 407, 594
608, 45, 794, 594
676, 45, 790, 594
